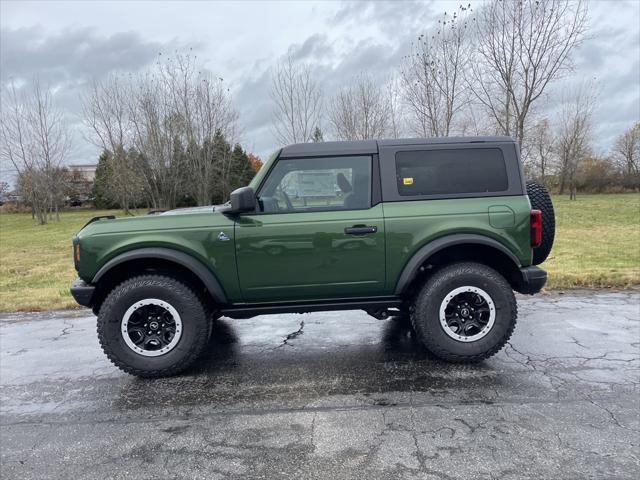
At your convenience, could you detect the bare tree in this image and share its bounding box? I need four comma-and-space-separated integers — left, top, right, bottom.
0, 181, 9, 199
329, 74, 390, 141
386, 75, 405, 139
82, 75, 141, 213
270, 55, 322, 144
82, 53, 240, 209
556, 85, 595, 199
127, 69, 186, 210
1, 79, 71, 223
613, 123, 640, 186
155, 53, 240, 205
189, 77, 239, 204
529, 118, 555, 185
401, 5, 471, 137
471, 0, 588, 147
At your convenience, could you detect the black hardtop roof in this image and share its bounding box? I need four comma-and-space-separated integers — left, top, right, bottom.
279, 136, 515, 158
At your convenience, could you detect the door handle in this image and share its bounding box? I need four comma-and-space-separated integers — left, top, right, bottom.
344, 225, 378, 235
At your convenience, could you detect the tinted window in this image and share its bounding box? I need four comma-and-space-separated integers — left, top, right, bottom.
395, 148, 508, 196
258, 156, 371, 213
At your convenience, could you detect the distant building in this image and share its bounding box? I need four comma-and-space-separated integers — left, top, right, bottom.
0, 193, 23, 205
69, 164, 97, 182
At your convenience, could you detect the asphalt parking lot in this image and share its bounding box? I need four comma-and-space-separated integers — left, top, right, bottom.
1, 290, 639, 479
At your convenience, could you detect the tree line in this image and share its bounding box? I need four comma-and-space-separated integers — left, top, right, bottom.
2, 0, 638, 224
270, 0, 638, 195
81, 53, 256, 213
91, 137, 258, 211
2, 53, 259, 222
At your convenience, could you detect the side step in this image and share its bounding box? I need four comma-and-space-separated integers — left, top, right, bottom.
220, 298, 403, 319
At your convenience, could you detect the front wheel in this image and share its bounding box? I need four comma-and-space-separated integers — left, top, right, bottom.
410, 262, 517, 363
97, 275, 211, 377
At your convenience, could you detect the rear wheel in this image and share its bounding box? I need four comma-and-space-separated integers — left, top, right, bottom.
97, 275, 211, 377
410, 262, 517, 363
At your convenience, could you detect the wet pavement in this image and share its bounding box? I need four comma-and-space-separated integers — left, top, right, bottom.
0, 291, 639, 479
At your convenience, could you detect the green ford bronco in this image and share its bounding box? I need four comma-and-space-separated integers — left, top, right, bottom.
71, 137, 554, 377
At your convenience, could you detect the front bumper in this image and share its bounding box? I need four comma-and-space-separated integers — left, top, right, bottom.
70, 278, 95, 307
515, 266, 547, 295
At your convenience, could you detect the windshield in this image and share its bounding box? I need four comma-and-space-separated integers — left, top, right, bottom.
249, 150, 280, 191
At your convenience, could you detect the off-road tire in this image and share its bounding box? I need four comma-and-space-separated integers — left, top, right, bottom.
97, 274, 210, 378
410, 262, 517, 363
526, 180, 555, 265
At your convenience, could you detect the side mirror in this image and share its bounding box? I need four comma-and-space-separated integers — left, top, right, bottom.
227, 186, 256, 214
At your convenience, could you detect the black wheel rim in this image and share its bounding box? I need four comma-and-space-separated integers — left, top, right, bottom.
439, 286, 496, 342
121, 299, 183, 356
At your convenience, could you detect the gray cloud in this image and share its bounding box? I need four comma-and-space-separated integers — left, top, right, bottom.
235, 67, 273, 130
0, 26, 163, 86
232, 34, 409, 159
1, 26, 168, 173
592, 57, 640, 152
288, 34, 334, 62
556, 14, 640, 152
332, 0, 437, 36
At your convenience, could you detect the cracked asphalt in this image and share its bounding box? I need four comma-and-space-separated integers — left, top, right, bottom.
1, 290, 639, 479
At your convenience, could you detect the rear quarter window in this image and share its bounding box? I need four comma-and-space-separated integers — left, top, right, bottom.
395, 148, 508, 196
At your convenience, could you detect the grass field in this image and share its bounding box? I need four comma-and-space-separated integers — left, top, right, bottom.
0, 209, 133, 312
542, 194, 639, 288
1, 194, 639, 312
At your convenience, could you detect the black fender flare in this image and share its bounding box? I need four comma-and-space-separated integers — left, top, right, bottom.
394, 234, 522, 295
92, 247, 228, 303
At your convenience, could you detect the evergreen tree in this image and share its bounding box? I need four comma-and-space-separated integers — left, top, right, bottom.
211, 131, 233, 204
312, 126, 324, 142
92, 150, 117, 209
230, 143, 255, 191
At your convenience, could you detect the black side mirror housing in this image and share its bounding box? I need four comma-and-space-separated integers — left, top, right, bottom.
226, 186, 256, 214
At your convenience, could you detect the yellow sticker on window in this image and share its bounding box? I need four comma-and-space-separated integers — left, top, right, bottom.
403, 177, 414, 185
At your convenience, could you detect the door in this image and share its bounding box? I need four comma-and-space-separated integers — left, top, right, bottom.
235, 155, 386, 302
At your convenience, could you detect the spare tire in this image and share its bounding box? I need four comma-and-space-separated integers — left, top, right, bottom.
526, 180, 555, 265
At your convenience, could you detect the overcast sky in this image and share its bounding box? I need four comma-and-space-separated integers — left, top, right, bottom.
1, 0, 639, 179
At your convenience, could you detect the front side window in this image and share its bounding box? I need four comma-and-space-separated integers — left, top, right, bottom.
396, 148, 508, 197
257, 156, 372, 213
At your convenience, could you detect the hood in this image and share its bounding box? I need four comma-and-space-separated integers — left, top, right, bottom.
77, 204, 231, 237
